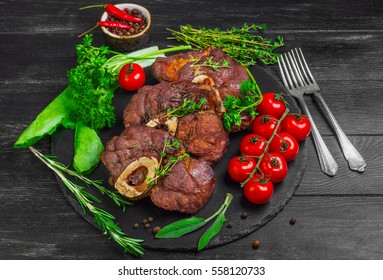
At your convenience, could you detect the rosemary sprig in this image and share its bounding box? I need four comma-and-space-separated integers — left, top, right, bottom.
29, 147, 144, 257
168, 24, 284, 66
42, 154, 131, 211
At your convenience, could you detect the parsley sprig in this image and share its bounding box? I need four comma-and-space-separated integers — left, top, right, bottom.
222, 72, 263, 131
29, 146, 144, 257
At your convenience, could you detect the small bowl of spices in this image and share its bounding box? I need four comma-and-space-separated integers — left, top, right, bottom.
100, 3, 151, 52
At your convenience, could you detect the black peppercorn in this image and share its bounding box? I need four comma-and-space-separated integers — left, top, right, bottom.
241, 212, 248, 219
227, 221, 234, 228
290, 217, 296, 225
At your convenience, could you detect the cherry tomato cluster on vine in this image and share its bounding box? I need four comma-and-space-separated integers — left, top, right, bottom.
227, 92, 311, 205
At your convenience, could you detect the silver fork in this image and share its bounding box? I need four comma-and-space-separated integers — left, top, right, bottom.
278, 52, 338, 176
290, 48, 366, 172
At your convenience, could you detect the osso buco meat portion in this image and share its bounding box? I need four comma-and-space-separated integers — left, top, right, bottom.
100, 126, 177, 200
150, 157, 216, 214
175, 111, 229, 164
123, 82, 225, 134
123, 82, 182, 128
151, 47, 249, 101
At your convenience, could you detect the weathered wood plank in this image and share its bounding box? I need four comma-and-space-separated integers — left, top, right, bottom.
1, 196, 383, 259
1, 31, 383, 83
1, 0, 382, 34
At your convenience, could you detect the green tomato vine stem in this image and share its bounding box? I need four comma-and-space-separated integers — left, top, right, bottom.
240, 108, 290, 187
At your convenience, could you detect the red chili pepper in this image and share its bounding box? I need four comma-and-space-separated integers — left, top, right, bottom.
80, 4, 142, 23
78, 21, 133, 37
97, 21, 133, 29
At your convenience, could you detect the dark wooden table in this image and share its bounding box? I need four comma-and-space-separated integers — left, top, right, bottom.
1, 0, 383, 260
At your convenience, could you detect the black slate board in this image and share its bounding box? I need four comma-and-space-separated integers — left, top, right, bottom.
51, 65, 307, 251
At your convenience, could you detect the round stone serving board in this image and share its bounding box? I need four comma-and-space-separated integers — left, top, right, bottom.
51, 65, 308, 252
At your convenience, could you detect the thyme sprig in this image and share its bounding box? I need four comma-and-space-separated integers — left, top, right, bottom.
147, 139, 190, 187
168, 24, 284, 66
29, 147, 144, 257
190, 56, 231, 71
165, 98, 207, 119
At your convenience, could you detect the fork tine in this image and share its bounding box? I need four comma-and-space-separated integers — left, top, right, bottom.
297, 48, 316, 83
290, 49, 307, 86
287, 51, 305, 87
277, 57, 290, 90
277, 57, 292, 89
283, 53, 299, 88
279, 55, 294, 90
294, 48, 310, 84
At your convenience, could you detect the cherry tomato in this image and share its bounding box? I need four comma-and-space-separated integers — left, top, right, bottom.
239, 134, 268, 157
257, 92, 287, 119
118, 63, 146, 91
259, 152, 288, 183
269, 132, 299, 161
227, 156, 257, 183
281, 114, 311, 142
243, 177, 274, 205
251, 114, 281, 140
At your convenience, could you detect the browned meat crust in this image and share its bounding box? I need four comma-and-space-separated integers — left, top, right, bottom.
151, 48, 249, 102
150, 158, 216, 214
175, 111, 229, 164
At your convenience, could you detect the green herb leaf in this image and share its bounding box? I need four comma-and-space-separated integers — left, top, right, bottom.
13, 88, 73, 148
222, 77, 262, 131
163, 98, 207, 119
156, 217, 206, 238
198, 212, 226, 251
73, 123, 104, 174
168, 24, 284, 66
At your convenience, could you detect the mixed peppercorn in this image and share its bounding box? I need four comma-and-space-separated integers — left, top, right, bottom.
79, 3, 148, 37
105, 8, 148, 36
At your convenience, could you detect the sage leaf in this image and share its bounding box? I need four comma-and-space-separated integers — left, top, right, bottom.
198, 212, 226, 251
155, 217, 206, 239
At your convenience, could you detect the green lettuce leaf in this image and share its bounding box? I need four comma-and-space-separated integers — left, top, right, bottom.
14, 87, 73, 149
73, 123, 104, 174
